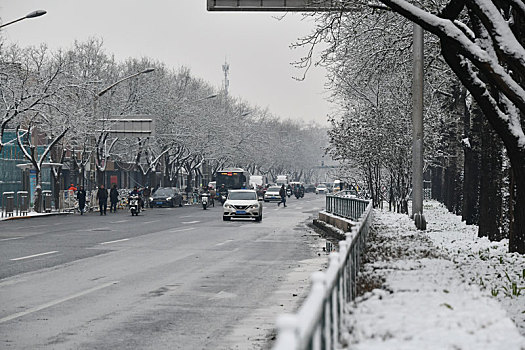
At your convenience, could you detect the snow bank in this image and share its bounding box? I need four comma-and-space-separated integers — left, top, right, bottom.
340, 201, 525, 349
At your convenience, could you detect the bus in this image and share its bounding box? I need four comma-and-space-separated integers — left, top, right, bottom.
216, 168, 251, 190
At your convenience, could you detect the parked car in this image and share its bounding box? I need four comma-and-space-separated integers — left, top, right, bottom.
305, 184, 316, 193
149, 187, 183, 208
315, 184, 329, 195
223, 189, 262, 221
263, 186, 282, 202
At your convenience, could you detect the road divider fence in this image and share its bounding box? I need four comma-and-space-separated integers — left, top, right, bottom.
272, 194, 373, 350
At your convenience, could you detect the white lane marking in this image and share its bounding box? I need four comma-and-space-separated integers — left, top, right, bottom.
179, 215, 194, 218
0, 277, 27, 288
181, 221, 200, 224
10, 251, 58, 261
143, 220, 159, 224
90, 227, 110, 231
0, 281, 119, 324
0, 237, 23, 242
216, 239, 234, 246
99, 238, 129, 245
171, 227, 195, 233
110, 220, 128, 224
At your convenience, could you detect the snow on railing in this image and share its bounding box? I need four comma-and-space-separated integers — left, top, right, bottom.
325, 190, 369, 221
272, 198, 373, 350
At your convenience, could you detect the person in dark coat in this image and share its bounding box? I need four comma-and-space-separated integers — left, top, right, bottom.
109, 184, 119, 213
96, 184, 108, 215
77, 186, 87, 215
278, 184, 287, 207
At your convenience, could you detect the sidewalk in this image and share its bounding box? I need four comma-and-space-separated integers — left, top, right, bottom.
340, 201, 525, 350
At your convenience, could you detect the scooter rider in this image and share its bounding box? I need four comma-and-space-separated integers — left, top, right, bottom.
130, 186, 141, 202
218, 184, 228, 204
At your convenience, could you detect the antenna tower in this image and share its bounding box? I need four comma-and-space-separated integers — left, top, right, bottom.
222, 59, 229, 96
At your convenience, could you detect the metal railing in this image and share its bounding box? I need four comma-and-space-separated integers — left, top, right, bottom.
325, 190, 369, 221
272, 196, 373, 350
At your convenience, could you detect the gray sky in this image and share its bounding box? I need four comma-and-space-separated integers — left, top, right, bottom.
0, 0, 332, 125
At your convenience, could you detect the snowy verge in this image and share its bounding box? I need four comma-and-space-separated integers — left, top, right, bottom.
340, 201, 525, 350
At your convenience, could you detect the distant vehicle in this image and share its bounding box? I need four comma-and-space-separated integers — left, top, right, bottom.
223, 189, 262, 221
305, 184, 316, 193
149, 187, 183, 208
333, 180, 342, 192
290, 181, 304, 198
217, 168, 250, 190
249, 175, 266, 189
315, 184, 328, 195
264, 186, 282, 202
208, 181, 216, 190
275, 175, 289, 187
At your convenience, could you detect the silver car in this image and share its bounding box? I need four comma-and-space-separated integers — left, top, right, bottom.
263, 186, 282, 202
223, 190, 263, 221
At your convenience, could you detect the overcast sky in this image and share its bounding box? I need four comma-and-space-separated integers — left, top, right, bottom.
0, 0, 333, 125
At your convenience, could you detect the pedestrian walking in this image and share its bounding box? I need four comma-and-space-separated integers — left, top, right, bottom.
77, 185, 87, 215
278, 184, 287, 207
97, 184, 108, 215
143, 186, 151, 209
110, 184, 119, 213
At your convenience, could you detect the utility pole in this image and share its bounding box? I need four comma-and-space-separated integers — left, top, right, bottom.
412, 24, 426, 230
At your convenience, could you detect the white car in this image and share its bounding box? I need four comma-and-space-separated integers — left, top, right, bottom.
264, 186, 282, 202
315, 184, 328, 195
223, 189, 263, 221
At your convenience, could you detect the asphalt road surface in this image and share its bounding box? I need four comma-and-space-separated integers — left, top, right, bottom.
0, 193, 327, 349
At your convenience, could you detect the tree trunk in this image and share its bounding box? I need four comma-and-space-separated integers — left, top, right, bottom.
462, 97, 481, 224
508, 156, 525, 254
478, 120, 503, 240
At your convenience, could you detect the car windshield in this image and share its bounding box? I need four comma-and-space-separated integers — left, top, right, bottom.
154, 188, 173, 196
268, 187, 281, 191
318, 185, 327, 188
228, 192, 257, 200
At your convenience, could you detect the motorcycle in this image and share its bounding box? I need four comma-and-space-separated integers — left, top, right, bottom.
202, 193, 209, 210
129, 194, 141, 216
218, 190, 228, 204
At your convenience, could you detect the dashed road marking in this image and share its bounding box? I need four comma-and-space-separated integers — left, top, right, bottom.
0, 237, 23, 242
99, 238, 130, 245
0, 281, 119, 323
109, 220, 128, 224
171, 227, 195, 233
216, 239, 234, 246
181, 221, 200, 224
10, 251, 58, 261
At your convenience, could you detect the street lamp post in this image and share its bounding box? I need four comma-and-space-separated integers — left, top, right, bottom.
97, 68, 155, 97
0, 10, 47, 29
92, 68, 156, 188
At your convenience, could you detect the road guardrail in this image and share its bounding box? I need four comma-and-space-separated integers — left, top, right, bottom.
272, 195, 373, 350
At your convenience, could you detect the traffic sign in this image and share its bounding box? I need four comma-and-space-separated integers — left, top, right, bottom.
100, 115, 154, 137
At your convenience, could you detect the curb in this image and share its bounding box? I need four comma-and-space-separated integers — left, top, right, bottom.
1, 212, 71, 221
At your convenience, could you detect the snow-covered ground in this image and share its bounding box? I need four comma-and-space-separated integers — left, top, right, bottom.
340, 201, 525, 350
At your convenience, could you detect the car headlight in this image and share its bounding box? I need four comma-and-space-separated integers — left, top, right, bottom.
224, 204, 233, 209
149, 197, 153, 201
167, 197, 172, 201
249, 203, 259, 209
